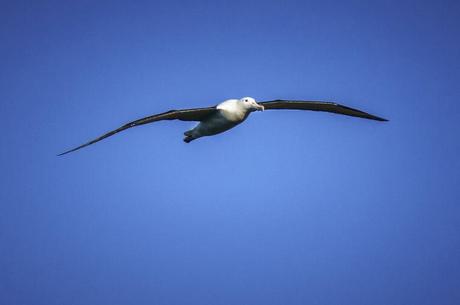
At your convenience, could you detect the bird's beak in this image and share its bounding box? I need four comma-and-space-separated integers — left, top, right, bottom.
255, 104, 264, 111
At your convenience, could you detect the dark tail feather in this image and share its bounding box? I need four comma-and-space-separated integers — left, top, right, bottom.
183, 136, 194, 143
183, 130, 194, 143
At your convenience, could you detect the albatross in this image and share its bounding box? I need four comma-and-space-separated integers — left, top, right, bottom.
58, 97, 387, 155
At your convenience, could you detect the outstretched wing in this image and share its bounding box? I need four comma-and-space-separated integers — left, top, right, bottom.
58, 106, 217, 156
260, 100, 388, 121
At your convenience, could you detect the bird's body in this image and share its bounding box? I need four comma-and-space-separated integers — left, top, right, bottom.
58, 96, 387, 155
184, 98, 262, 142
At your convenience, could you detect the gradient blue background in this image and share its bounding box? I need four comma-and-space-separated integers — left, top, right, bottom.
1, 1, 459, 304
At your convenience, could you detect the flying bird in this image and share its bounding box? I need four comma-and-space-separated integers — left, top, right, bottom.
58, 97, 387, 155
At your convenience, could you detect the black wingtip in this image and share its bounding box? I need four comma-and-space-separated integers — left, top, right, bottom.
373, 116, 389, 122
57, 146, 83, 156
57, 150, 72, 156
338, 104, 388, 122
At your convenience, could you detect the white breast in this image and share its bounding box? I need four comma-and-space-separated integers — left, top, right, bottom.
216, 100, 247, 122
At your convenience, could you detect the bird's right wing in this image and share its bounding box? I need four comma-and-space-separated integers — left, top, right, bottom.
58, 106, 217, 156
260, 100, 388, 121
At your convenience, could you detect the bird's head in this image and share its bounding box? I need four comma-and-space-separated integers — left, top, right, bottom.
240, 97, 264, 112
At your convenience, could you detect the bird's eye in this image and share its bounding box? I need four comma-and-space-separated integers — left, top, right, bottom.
245, 99, 248, 102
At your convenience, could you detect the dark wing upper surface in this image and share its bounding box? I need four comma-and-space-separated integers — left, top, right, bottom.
260, 100, 388, 121
58, 106, 217, 156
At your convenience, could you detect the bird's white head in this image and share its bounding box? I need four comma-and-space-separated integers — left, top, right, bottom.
239, 97, 264, 112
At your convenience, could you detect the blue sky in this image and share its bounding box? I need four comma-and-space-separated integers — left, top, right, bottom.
1, 1, 459, 304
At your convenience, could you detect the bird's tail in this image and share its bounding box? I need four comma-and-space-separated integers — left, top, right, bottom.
183, 130, 195, 143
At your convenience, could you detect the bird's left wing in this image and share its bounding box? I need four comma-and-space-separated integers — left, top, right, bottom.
259, 100, 388, 121
58, 106, 217, 156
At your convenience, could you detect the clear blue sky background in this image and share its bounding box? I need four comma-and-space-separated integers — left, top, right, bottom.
1, 1, 459, 304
